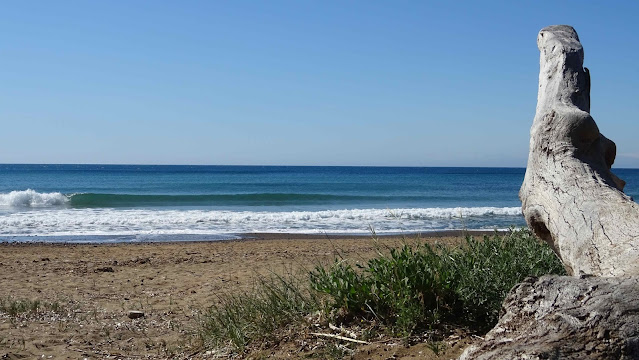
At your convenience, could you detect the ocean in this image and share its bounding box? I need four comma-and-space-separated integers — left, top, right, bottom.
1, 164, 638, 243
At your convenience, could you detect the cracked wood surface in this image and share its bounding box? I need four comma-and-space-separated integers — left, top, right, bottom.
459, 275, 639, 359
519, 25, 639, 277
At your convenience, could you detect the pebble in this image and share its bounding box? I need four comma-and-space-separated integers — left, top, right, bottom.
127, 310, 145, 319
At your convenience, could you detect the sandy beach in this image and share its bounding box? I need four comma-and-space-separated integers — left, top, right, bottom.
0, 233, 476, 359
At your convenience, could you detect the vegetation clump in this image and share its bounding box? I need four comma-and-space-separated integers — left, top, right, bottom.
310, 229, 566, 336
0, 298, 65, 317
198, 229, 566, 353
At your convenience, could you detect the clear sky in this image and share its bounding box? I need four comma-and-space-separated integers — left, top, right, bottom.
1, 1, 638, 167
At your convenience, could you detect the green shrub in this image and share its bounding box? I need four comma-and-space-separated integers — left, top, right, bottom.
446, 229, 565, 327
310, 260, 372, 314
310, 229, 565, 335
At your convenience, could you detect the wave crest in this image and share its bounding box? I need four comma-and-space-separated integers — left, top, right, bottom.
0, 189, 69, 207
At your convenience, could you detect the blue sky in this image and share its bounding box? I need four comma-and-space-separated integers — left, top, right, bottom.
1, 1, 638, 167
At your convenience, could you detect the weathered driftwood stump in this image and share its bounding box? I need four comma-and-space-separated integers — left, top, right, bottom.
519, 25, 639, 277
460, 275, 639, 359
460, 25, 639, 359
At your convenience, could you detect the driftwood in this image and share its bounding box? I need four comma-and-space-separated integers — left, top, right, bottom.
459, 275, 639, 359
459, 25, 639, 359
519, 25, 639, 277
310, 332, 370, 344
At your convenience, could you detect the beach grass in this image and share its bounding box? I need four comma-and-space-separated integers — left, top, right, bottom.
197, 229, 566, 355
0, 298, 67, 317
198, 273, 320, 353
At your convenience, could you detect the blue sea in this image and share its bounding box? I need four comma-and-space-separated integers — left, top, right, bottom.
1, 165, 638, 243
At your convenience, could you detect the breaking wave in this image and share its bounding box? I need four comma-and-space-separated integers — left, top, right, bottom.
0, 207, 523, 238
0, 190, 69, 207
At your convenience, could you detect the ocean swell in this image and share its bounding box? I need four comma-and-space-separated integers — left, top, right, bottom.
67, 193, 371, 207
0, 191, 524, 210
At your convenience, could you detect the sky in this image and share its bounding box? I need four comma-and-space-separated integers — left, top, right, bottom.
1, 1, 638, 167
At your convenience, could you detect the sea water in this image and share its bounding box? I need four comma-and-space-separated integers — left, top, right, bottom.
1, 164, 637, 243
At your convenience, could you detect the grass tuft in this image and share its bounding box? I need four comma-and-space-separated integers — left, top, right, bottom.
0, 298, 66, 317
198, 273, 319, 353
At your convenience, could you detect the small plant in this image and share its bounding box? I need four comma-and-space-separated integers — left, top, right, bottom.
321, 342, 354, 359
427, 340, 447, 355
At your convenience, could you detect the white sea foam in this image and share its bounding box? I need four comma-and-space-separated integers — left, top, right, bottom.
0, 207, 523, 238
0, 190, 69, 207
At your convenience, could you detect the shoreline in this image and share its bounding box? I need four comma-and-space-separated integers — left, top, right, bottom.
243, 229, 507, 239
0, 229, 510, 246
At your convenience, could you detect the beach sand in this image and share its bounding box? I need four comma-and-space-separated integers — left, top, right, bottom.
0, 234, 476, 359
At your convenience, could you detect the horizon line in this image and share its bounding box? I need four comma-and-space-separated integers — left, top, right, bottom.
2, 162, 637, 170
1, 162, 531, 169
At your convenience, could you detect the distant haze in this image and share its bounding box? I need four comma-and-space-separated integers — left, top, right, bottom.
1, 1, 638, 168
